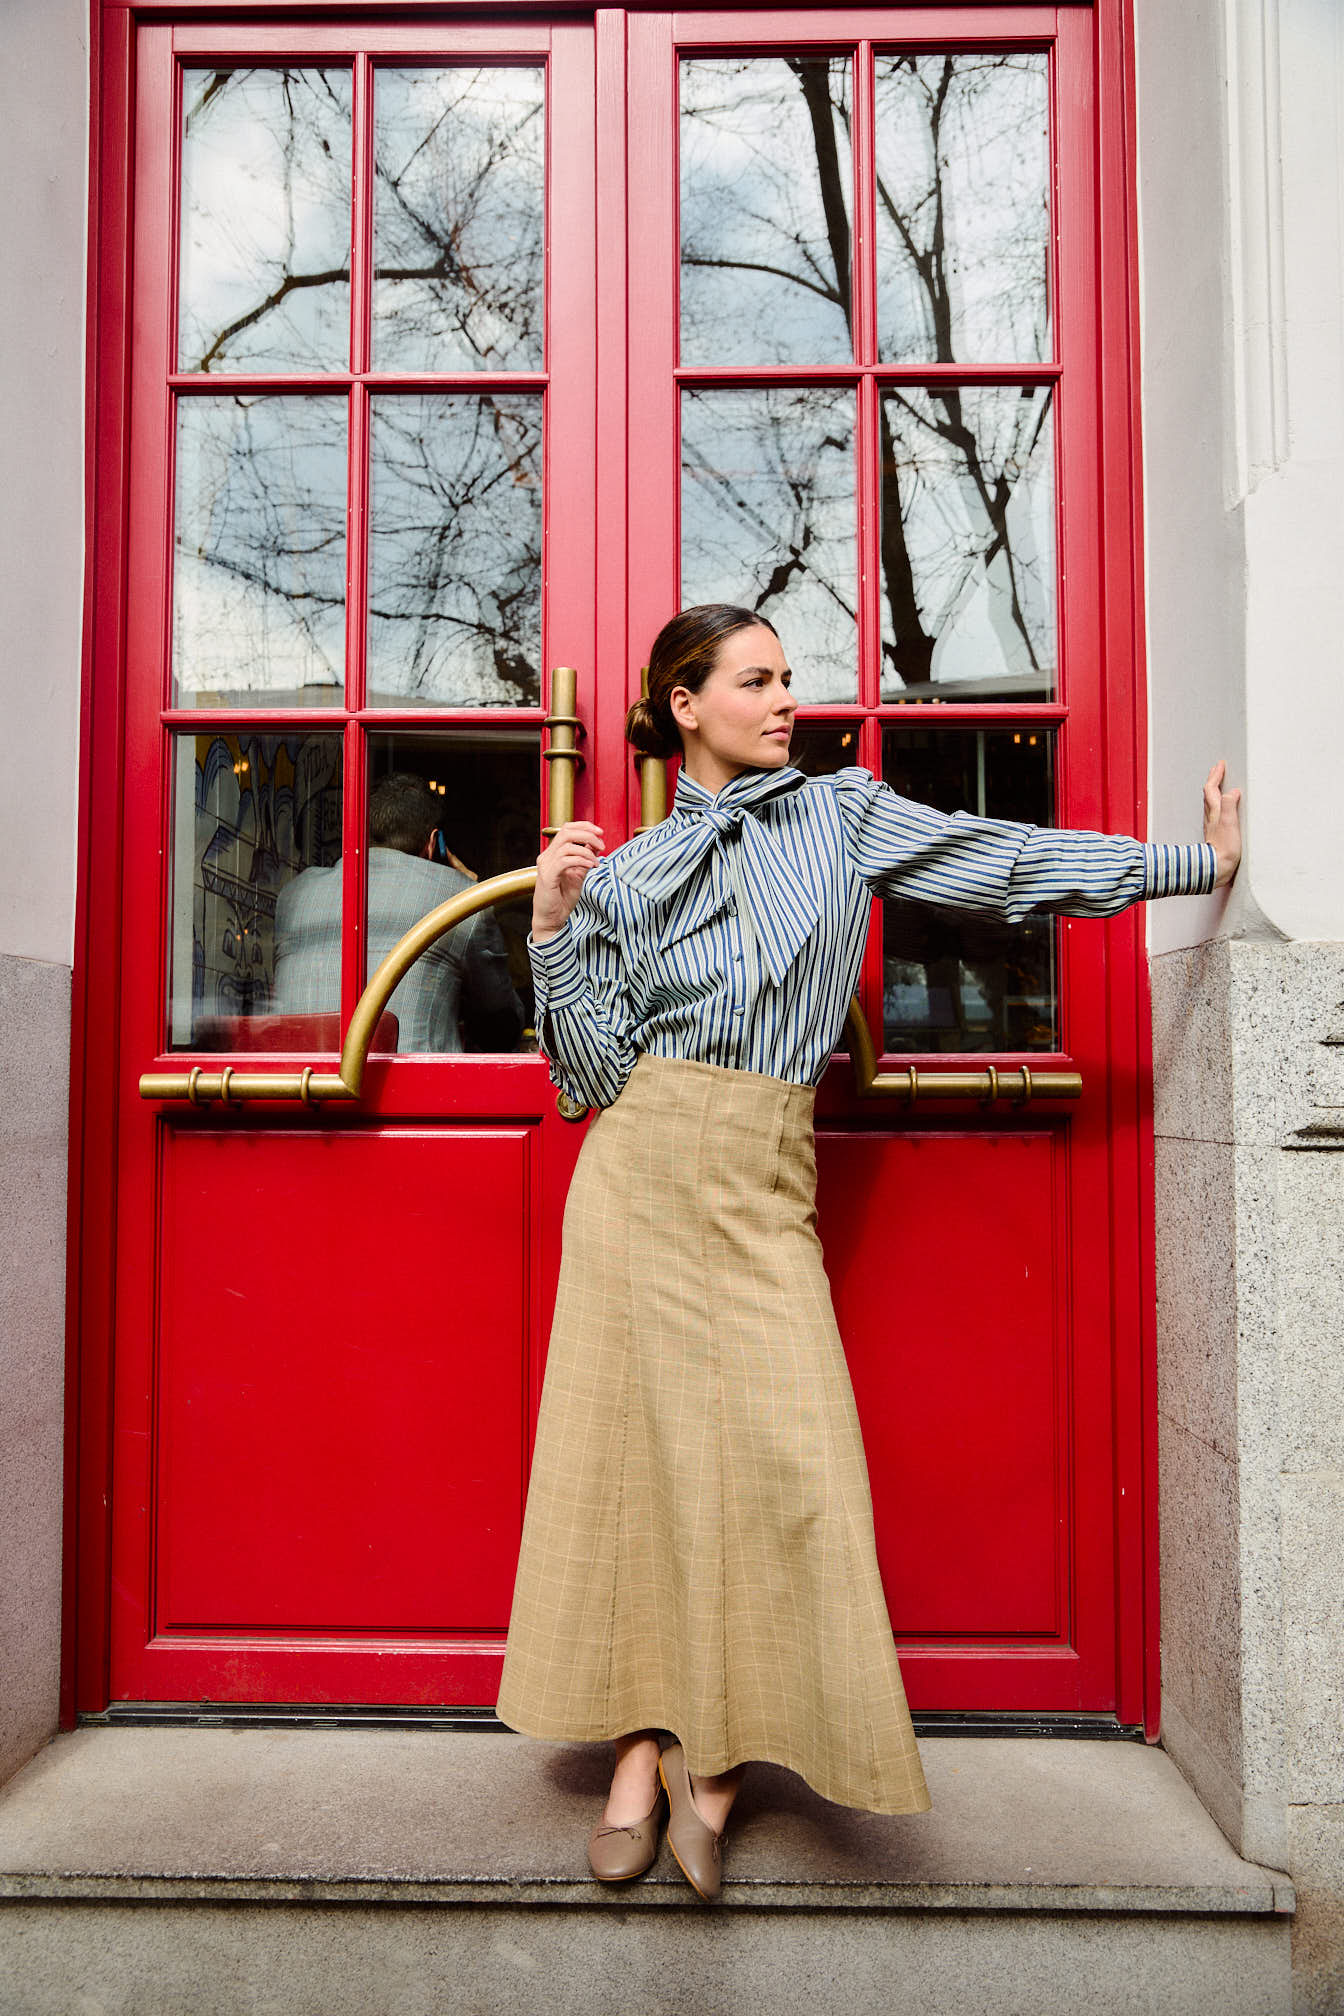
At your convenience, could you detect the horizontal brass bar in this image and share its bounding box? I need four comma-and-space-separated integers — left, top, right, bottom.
863, 1067, 1081, 1102
842, 998, 1080, 1104
137, 1068, 354, 1107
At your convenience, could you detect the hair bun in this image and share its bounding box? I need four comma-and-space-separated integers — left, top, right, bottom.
625, 693, 679, 761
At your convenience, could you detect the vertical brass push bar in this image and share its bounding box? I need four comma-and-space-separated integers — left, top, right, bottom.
541, 665, 585, 836
634, 666, 668, 832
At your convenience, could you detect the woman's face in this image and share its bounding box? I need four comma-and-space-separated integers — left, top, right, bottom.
669, 624, 798, 775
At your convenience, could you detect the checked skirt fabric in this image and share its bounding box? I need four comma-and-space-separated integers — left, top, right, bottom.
495, 1050, 931, 1816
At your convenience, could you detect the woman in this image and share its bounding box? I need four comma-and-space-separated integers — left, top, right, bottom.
495, 604, 1242, 1902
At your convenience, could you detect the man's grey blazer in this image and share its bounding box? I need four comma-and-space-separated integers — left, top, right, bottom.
273, 847, 525, 1054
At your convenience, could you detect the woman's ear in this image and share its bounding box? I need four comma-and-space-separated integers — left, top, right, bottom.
668, 685, 696, 734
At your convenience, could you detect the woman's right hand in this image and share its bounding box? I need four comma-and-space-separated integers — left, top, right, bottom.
532, 820, 605, 942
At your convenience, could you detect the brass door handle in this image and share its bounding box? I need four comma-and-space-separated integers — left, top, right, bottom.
142, 670, 588, 1111
633, 666, 669, 833
140, 867, 539, 1108
541, 665, 586, 836
843, 998, 1081, 1104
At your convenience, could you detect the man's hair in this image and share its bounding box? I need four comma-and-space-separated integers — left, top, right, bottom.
370, 773, 441, 857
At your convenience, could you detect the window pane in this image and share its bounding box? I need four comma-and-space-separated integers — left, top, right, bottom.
178, 69, 352, 374
373, 67, 545, 372
875, 53, 1049, 363
680, 56, 853, 366
173, 396, 347, 708
361, 734, 541, 1053
681, 386, 857, 703
367, 393, 543, 707
881, 727, 1057, 1054
879, 384, 1055, 702
787, 722, 862, 779
169, 731, 343, 1049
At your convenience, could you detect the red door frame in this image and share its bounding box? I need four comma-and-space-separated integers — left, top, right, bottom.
64, 0, 1164, 1739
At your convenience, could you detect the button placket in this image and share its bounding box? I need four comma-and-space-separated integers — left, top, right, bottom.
726, 835, 753, 1024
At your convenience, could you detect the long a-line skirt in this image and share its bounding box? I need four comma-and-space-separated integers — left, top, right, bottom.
495, 1051, 932, 1816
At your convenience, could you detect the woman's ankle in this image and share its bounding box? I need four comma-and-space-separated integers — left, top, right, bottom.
602, 1731, 663, 1825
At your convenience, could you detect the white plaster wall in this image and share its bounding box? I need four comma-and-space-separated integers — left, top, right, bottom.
0, 0, 88, 968
1135, 0, 1248, 957
1137, 0, 1344, 954
1240, 0, 1344, 943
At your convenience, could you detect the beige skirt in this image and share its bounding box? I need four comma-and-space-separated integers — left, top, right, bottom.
495, 1051, 932, 1816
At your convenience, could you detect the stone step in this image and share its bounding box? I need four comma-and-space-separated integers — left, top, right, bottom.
0, 1728, 1295, 2015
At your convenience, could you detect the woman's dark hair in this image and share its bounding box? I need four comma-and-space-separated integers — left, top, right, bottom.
625, 604, 778, 760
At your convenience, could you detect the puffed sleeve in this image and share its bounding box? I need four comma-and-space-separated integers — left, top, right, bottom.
829, 766, 1218, 921
526, 857, 639, 1110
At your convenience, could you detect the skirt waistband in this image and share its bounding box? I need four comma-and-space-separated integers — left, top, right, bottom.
622, 1050, 817, 1112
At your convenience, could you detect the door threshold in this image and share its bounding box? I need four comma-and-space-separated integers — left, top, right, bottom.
79, 1704, 1145, 1739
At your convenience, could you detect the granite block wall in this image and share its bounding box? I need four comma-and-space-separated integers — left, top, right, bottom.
0, 954, 72, 1785
1153, 937, 1344, 2014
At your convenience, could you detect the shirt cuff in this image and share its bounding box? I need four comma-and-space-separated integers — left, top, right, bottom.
526, 916, 589, 1009
1140, 841, 1220, 898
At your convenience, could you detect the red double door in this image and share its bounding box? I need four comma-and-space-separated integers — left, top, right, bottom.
76, 3, 1162, 1730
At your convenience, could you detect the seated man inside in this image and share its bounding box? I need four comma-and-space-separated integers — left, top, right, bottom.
274, 771, 526, 1054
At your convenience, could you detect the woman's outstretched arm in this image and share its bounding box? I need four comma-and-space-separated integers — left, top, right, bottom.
527, 838, 638, 1110
829, 761, 1241, 918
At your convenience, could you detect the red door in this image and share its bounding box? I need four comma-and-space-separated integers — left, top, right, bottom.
75, 3, 1161, 1732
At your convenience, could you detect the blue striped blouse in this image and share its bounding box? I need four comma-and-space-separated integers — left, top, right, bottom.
526, 761, 1218, 1112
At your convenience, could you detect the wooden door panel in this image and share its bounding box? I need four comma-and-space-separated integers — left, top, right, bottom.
819, 1133, 1063, 1642
155, 1128, 528, 1636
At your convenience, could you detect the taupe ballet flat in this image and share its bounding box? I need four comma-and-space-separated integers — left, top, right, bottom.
657, 1741, 725, 1903
586, 1782, 666, 1882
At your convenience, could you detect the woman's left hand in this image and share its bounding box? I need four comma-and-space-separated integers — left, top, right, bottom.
1203, 760, 1243, 887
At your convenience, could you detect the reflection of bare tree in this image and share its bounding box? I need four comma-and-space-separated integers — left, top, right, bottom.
174, 396, 347, 702
681, 387, 856, 702
180, 69, 353, 374
881, 384, 1053, 691
874, 56, 1050, 691
177, 68, 547, 708
180, 66, 545, 375
679, 54, 1051, 700
680, 57, 853, 365
368, 394, 542, 706
373, 67, 544, 371
875, 55, 1048, 364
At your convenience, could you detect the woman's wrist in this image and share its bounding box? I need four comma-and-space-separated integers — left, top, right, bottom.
530, 910, 572, 947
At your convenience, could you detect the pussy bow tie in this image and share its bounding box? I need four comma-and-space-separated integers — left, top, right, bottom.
616, 763, 821, 985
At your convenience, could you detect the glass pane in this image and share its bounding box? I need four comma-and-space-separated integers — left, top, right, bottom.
178, 69, 352, 373
681, 386, 857, 704
881, 727, 1057, 1054
875, 54, 1049, 363
373, 67, 545, 372
879, 385, 1055, 702
367, 393, 543, 708
788, 722, 861, 779
169, 731, 343, 1049
680, 56, 853, 366
363, 734, 541, 1053
173, 396, 347, 707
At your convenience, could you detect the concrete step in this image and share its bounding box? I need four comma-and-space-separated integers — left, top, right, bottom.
0, 1728, 1294, 2015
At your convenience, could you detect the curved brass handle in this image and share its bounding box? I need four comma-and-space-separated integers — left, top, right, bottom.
140, 869, 539, 1107
843, 997, 1081, 1104
142, 668, 589, 1111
